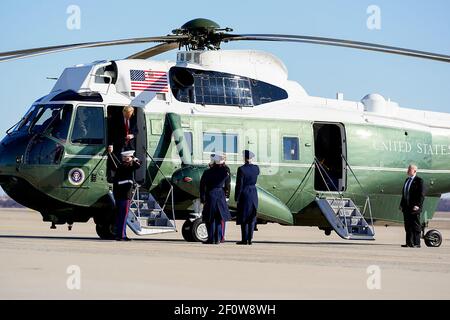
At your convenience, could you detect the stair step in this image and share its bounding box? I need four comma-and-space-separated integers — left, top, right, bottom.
347, 234, 376, 241
316, 197, 375, 241
127, 188, 177, 236
341, 218, 364, 226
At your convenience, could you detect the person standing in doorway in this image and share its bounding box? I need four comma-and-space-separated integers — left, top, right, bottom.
107, 106, 138, 182
108, 106, 138, 155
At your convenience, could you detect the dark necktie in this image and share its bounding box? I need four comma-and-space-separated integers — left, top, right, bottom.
405, 177, 413, 203
125, 119, 129, 135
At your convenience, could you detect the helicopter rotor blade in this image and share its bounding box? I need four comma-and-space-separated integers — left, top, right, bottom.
223, 34, 450, 63
0, 36, 186, 63
126, 42, 180, 59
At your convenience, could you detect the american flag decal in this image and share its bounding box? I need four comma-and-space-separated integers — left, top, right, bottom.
130, 69, 168, 92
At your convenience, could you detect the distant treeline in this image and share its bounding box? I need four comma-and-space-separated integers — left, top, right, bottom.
437, 198, 450, 212
0, 196, 24, 208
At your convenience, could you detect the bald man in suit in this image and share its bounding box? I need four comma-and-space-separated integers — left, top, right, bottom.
400, 164, 425, 248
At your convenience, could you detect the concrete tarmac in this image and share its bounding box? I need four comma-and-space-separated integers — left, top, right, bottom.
0, 208, 449, 300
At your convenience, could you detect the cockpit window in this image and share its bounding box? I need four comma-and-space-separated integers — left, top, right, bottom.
14, 105, 39, 132
71, 106, 104, 145
18, 104, 72, 137
47, 105, 73, 141
32, 107, 58, 132
170, 67, 288, 107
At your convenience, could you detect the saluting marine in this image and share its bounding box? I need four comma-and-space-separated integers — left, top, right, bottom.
200, 154, 231, 244
113, 150, 141, 241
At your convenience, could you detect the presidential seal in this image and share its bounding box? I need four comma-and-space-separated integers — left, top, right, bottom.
68, 168, 85, 186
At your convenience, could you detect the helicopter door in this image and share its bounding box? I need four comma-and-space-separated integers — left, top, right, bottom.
134, 108, 147, 184
313, 122, 347, 192
106, 106, 147, 184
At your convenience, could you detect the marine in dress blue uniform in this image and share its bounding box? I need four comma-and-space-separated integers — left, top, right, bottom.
208, 153, 231, 243
235, 150, 260, 245
200, 154, 231, 244
113, 150, 141, 241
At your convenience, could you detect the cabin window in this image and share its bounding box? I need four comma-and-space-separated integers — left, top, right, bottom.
184, 131, 193, 156
203, 132, 238, 154
283, 137, 299, 160
71, 106, 104, 145
170, 67, 288, 107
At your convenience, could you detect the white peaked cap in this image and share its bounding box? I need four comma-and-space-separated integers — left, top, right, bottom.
210, 153, 225, 165
121, 150, 135, 157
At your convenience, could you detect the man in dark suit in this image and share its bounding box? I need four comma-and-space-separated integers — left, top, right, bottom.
200, 154, 231, 244
107, 106, 138, 181
400, 164, 425, 248
235, 150, 260, 245
107, 106, 138, 155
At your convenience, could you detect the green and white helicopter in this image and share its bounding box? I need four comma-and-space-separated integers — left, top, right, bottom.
0, 19, 448, 246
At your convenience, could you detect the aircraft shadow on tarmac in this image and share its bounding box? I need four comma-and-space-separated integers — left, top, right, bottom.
0, 234, 384, 246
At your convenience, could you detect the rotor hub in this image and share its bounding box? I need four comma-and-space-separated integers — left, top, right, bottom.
172, 18, 233, 51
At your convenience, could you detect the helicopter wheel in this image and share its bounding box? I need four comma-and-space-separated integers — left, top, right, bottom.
324, 228, 332, 236
424, 229, 442, 248
181, 220, 195, 242
95, 223, 115, 240
191, 218, 208, 242
182, 218, 208, 242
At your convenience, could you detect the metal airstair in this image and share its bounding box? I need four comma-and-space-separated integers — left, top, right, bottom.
315, 197, 375, 240
314, 155, 375, 240
125, 148, 177, 236
127, 186, 177, 235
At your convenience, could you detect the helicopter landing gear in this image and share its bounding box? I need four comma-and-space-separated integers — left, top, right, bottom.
50, 222, 57, 229
319, 227, 332, 236
95, 223, 115, 240
94, 211, 116, 240
423, 229, 442, 248
182, 217, 208, 242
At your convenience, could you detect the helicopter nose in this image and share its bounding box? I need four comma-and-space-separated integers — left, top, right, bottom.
0, 134, 29, 174
0, 140, 10, 171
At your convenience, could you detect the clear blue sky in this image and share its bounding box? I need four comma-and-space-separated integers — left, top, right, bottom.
0, 0, 449, 195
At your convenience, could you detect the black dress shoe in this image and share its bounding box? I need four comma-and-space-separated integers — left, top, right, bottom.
123, 237, 132, 241
413, 245, 421, 248
247, 240, 252, 245
236, 241, 247, 245
401, 244, 411, 248
115, 238, 122, 241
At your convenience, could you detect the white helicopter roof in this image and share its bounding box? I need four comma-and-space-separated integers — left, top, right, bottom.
42, 50, 450, 131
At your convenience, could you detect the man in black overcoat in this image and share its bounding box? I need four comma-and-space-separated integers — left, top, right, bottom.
400, 164, 425, 248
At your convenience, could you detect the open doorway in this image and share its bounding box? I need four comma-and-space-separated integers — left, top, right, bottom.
313, 122, 346, 192
107, 106, 147, 184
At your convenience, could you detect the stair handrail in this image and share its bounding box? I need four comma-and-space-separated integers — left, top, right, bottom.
286, 160, 315, 207
313, 157, 349, 234
142, 147, 176, 229
341, 154, 375, 234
